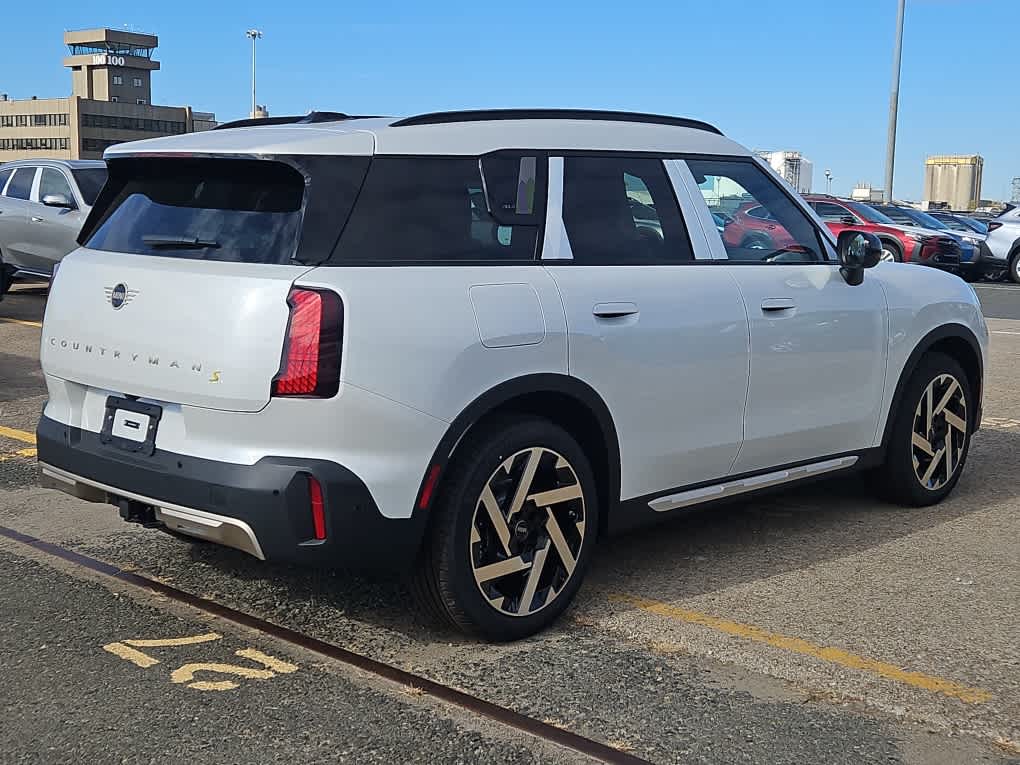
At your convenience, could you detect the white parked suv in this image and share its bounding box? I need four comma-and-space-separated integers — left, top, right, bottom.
36, 110, 988, 640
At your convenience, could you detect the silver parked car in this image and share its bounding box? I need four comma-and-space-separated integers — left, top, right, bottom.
985, 204, 1020, 283
0, 159, 107, 297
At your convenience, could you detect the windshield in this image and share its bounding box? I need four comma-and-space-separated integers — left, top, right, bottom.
908, 210, 950, 230
71, 168, 108, 206
846, 201, 895, 225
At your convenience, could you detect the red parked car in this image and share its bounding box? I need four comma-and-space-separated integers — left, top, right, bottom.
803, 195, 960, 267
722, 201, 797, 252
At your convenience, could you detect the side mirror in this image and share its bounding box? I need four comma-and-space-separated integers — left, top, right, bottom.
42, 193, 74, 210
837, 230, 882, 286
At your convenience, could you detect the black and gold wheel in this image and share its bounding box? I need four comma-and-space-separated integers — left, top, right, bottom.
412, 416, 598, 641
878, 353, 973, 506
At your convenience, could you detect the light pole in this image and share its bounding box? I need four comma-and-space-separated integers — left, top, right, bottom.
884, 0, 906, 202
825, 169, 833, 194
246, 29, 263, 118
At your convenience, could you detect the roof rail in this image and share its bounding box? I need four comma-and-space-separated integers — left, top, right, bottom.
212, 111, 381, 131
390, 109, 724, 135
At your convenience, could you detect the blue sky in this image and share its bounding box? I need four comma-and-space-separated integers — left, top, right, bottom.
3, 0, 1015, 200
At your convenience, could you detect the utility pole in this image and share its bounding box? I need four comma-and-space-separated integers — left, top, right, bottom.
884, 0, 906, 203
246, 29, 263, 118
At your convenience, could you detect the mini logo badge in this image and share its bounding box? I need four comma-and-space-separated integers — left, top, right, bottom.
105, 283, 137, 310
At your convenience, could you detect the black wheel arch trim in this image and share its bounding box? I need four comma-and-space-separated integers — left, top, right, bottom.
415, 374, 622, 532
881, 324, 984, 449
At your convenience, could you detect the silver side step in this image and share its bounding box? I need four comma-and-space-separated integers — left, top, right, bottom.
648, 456, 859, 513
38, 462, 265, 559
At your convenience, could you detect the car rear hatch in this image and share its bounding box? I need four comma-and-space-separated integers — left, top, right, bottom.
41, 149, 371, 412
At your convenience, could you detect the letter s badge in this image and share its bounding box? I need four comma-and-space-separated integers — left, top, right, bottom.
208, 371, 222, 383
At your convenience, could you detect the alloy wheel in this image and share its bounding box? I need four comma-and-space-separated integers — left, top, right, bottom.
880, 247, 897, 263
469, 447, 586, 617
911, 373, 967, 491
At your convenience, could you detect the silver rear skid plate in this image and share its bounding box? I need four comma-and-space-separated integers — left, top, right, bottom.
648, 456, 859, 513
38, 462, 265, 559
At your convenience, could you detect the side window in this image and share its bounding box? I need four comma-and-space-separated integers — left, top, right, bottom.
334, 154, 544, 263
39, 168, 76, 207
814, 202, 856, 223
562, 156, 693, 264
5, 168, 36, 200
688, 159, 825, 263
0, 168, 12, 195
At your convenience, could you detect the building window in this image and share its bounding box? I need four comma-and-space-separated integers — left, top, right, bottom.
112, 75, 123, 86
0, 137, 70, 151
133, 78, 142, 87
136, 99, 147, 105
111, 96, 119, 103
82, 137, 121, 153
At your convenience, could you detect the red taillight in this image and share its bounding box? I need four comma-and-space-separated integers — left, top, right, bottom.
308, 475, 326, 540
987, 221, 1003, 232
272, 288, 342, 398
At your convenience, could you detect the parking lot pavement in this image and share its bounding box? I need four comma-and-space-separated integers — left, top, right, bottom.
974, 283, 1020, 321
2, 284, 1019, 764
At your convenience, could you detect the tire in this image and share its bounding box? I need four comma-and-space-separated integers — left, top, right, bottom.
742, 235, 771, 251
1010, 250, 1020, 284
879, 240, 902, 263
411, 415, 599, 641
0, 252, 10, 299
875, 352, 972, 507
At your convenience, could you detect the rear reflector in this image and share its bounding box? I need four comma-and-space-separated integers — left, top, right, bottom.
418, 464, 442, 510
308, 475, 326, 540
272, 288, 342, 397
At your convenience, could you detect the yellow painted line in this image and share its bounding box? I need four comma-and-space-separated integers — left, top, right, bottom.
124, 632, 221, 648
0, 317, 42, 328
0, 447, 36, 463
0, 425, 36, 445
609, 593, 992, 704
235, 648, 299, 675
103, 642, 161, 668
170, 661, 276, 691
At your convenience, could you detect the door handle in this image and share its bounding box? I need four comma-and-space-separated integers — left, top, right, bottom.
31, 216, 44, 223
593, 302, 639, 319
761, 298, 796, 312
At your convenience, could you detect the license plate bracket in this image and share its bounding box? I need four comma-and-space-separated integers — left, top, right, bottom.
100, 397, 163, 456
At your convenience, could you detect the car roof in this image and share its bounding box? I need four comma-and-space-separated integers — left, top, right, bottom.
103, 111, 751, 160
0, 159, 105, 170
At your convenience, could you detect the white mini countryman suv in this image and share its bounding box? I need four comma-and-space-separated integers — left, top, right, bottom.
37, 110, 988, 640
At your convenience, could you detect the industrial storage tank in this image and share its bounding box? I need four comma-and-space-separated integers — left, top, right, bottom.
923, 155, 983, 211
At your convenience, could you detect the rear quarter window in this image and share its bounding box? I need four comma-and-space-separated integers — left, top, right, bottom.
330, 154, 545, 264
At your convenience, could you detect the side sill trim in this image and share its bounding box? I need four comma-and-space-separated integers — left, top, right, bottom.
38, 461, 265, 559
648, 456, 859, 513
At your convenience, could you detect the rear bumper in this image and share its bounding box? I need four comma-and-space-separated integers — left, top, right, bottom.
36, 415, 427, 571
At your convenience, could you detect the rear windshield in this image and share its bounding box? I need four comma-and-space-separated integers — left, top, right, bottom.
82, 156, 370, 265
72, 167, 108, 206
85, 158, 305, 263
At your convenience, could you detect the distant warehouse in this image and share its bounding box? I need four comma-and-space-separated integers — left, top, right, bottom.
923, 155, 983, 212
0, 28, 215, 162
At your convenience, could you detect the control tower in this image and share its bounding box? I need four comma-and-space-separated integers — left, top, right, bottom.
63, 28, 160, 105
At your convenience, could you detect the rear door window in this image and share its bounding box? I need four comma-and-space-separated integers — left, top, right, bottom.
5, 168, 36, 200
0, 168, 12, 195
562, 156, 694, 264
332, 154, 545, 263
71, 167, 108, 206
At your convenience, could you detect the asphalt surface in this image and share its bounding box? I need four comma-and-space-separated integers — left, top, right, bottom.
2, 281, 1019, 764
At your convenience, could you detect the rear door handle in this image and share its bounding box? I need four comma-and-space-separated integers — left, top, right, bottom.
31, 216, 44, 223
593, 302, 639, 319
761, 298, 796, 312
